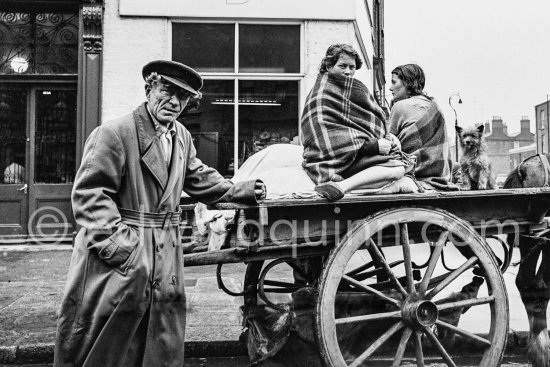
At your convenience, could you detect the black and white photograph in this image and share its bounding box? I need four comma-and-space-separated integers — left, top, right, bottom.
1, 0, 550, 366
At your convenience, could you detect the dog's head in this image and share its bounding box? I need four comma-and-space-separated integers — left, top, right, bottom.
455, 125, 485, 151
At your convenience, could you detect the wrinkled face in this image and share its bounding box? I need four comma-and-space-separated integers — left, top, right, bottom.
328, 53, 357, 77
390, 74, 408, 102
146, 80, 191, 125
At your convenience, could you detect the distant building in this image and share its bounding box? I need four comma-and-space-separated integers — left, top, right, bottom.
483, 116, 534, 176
535, 99, 550, 153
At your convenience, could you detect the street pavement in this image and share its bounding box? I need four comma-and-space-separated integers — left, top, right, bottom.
0, 243, 546, 366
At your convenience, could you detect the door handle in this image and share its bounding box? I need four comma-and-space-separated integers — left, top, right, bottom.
17, 184, 28, 194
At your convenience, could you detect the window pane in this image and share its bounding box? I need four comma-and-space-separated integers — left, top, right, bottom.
35, 90, 77, 183
0, 12, 78, 75
179, 80, 235, 177
238, 80, 299, 166
0, 90, 27, 184
172, 23, 235, 73
239, 25, 300, 73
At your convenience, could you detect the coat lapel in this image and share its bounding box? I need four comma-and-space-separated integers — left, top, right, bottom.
158, 129, 184, 207
133, 103, 168, 190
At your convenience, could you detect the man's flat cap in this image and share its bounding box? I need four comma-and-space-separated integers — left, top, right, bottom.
142, 60, 203, 97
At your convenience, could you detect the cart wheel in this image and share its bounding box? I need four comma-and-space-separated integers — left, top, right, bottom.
315, 206, 509, 367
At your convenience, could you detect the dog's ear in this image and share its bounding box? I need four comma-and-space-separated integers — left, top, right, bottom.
476, 124, 485, 133
455, 125, 463, 134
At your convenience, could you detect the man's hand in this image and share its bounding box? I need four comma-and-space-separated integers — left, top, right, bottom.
254, 181, 266, 200
378, 138, 392, 155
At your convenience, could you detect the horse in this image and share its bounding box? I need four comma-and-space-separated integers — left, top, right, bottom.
504, 153, 550, 367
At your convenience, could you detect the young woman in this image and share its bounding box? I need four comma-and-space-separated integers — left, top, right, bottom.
301, 44, 411, 201
389, 64, 456, 190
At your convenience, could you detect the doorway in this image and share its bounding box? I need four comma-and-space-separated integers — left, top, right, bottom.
0, 84, 77, 244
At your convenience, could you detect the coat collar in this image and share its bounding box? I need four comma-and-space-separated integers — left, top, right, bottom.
133, 103, 169, 190
133, 103, 186, 205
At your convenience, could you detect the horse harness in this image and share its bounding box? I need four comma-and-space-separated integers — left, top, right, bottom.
517, 153, 550, 187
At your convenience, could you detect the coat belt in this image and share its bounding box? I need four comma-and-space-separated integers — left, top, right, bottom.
118, 207, 181, 228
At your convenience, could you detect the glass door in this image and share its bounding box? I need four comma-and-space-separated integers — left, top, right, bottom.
28, 88, 77, 241
0, 89, 29, 237
0, 85, 77, 242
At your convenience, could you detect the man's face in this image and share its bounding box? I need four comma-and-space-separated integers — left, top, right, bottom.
146, 80, 191, 125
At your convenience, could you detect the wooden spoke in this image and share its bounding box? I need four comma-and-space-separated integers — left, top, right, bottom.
350, 260, 405, 282
435, 319, 492, 347
369, 239, 408, 296
423, 326, 457, 367
345, 260, 375, 277
349, 321, 405, 367
392, 327, 413, 367
426, 256, 478, 300
342, 275, 401, 307
419, 231, 448, 295
437, 295, 495, 312
414, 330, 425, 367
400, 224, 415, 294
335, 310, 401, 325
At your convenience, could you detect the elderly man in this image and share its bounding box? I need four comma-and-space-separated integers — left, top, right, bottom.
54, 60, 264, 367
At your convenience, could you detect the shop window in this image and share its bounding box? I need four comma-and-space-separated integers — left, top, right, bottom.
181, 80, 235, 176
172, 23, 234, 73
172, 22, 301, 176
239, 24, 300, 73
238, 80, 299, 165
0, 12, 78, 75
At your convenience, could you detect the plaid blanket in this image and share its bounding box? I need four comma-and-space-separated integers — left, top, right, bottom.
301, 72, 388, 184
389, 96, 457, 190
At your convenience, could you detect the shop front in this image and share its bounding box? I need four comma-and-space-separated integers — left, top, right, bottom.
0, 0, 383, 243
105, 0, 384, 175
0, 0, 103, 244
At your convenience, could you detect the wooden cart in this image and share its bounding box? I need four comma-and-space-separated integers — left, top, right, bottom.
184, 188, 550, 367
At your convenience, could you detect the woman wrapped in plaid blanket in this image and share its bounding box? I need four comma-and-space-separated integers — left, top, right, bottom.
301, 44, 413, 201
389, 64, 457, 191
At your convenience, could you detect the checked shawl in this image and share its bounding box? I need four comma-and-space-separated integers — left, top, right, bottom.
389, 96, 457, 190
301, 72, 388, 184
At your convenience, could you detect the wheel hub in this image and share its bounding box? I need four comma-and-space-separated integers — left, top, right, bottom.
402, 299, 438, 327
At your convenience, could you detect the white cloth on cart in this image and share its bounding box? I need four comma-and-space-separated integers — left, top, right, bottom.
195, 144, 418, 250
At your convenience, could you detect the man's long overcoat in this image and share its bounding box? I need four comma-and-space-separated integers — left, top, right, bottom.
54, 103, 257, 367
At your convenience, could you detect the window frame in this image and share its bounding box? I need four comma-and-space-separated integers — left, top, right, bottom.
169, 20, 305, 173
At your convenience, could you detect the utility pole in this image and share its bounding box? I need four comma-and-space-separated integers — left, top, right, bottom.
449, 93, 462, 160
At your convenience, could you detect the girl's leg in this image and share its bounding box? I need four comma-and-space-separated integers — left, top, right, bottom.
339, 165, 405, 192
315, 166, 405, 201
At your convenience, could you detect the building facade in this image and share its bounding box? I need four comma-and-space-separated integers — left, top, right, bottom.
535, 99, 550, 154
0, 0, 385, 243
484, 116, 534, 177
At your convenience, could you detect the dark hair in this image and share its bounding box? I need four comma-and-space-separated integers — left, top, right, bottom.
319, 44, 363, 74
391, 64, 426, 97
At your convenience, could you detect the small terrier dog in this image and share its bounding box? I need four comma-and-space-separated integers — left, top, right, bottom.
455, 124, 497, 190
